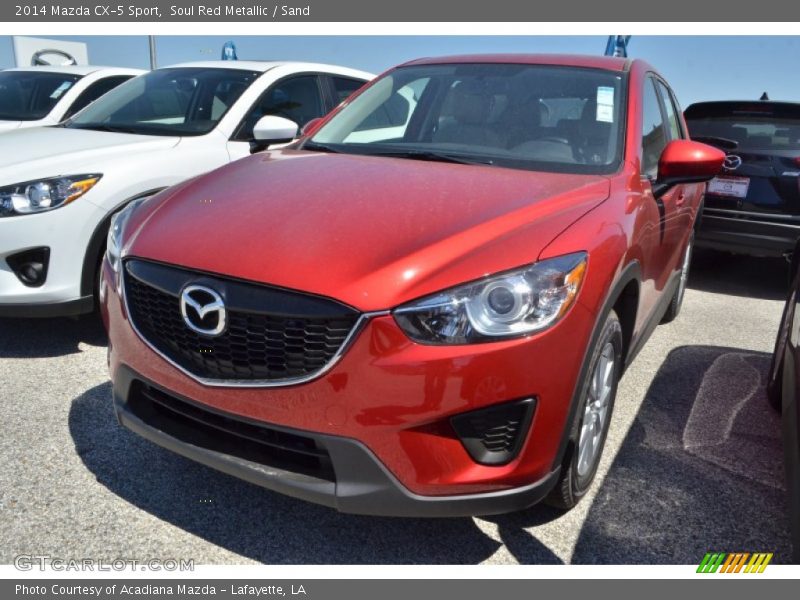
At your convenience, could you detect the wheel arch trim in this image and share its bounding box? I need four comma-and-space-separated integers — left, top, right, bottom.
551, 259, 641, 472
79, 187, 167, 298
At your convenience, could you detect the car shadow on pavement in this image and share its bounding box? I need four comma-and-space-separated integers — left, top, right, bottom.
64, 345, 795, 564
68, 381, 561, 564
566, 345, 793, 563
0, 315, 106, 358
688, 249, 789, 301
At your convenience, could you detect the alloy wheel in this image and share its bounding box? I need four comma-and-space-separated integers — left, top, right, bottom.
577, 342, 616, 478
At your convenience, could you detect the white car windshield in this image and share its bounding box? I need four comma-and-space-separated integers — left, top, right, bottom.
307, 63, 626, 175
0, 71, 82, 121
68, 67, 260, 136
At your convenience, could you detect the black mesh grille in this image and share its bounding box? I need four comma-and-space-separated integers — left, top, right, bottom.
123, 260, 360, 382
473, 416, 523, 453
128, 381, 335, 481
450, 399, 536, 466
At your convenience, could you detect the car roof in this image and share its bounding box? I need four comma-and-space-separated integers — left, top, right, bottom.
400, 54, 631, 72
162, 60, 369, 74
686, 100, 800, 109
685, 100, 800, 119
3, 65, 144, 76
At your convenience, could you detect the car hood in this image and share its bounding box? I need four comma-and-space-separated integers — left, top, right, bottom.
0, 120, 22, 131
0, 126, 179, 184
127, 149, 611, 311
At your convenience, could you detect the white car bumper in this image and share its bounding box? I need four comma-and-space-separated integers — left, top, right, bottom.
0, 198, 107, 317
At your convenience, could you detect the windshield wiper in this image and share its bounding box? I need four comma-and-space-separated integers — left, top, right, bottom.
303, 141, 340, 153
302, 143, 495, 165
691, 135, 739, 151
367, 149, 495, 166
68, 123, 141, 135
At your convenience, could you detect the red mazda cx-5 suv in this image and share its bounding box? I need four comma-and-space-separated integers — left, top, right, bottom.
101, 55, 724, 516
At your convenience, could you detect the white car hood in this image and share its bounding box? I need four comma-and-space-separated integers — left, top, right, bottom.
0, 126, 180, 184
0, 120, 23, 131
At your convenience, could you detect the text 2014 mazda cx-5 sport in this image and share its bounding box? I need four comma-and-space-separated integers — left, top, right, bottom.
102, 55, 724, 516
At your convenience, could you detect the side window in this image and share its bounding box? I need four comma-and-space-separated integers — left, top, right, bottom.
331, 77, 364, 104
344, 78, 426, 142
208, 78, 251, 121
354, 93, 411, 131
641, 77, 668, 179
233, 75, 324, 141
63, 76, 133, 120
657, 81, 683, 141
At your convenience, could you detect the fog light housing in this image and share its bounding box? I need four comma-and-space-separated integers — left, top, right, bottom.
6, 247, 50, 287
450, 398, 536, 466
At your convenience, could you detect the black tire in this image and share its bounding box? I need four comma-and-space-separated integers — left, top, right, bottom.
546, 310, 623, 510
768, 290, 795, 412
767, 351, 784, 413
91, 251, 105, 314
661, 235, 694, 324
769, 249, 800, 411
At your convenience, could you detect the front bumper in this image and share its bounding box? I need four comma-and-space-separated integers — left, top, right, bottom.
104, 258, 595, 512
0, 199, 106, 314
696, 207, 800, 257
0, 295, 94, 318
113, 364, 560, 517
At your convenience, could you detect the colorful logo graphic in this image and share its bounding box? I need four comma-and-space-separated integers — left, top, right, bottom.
697, 552, 773, 573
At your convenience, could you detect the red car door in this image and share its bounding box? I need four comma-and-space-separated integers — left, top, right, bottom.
639, 75, 686, 303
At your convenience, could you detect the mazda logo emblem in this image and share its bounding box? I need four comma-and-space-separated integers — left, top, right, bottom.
723, 154, 742, 171
31, 49, 78, 66
180, 285, 226, 337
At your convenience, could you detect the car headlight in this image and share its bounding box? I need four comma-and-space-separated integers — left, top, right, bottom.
106, 198, 146, 273
394, 252, 588, 344
0, 174, 101, 218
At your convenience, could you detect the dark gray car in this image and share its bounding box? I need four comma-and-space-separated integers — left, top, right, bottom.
685, 101, 800, 258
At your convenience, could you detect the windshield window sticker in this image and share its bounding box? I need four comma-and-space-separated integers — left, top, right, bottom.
596, 86, 615, 123
50, 81, 74, 100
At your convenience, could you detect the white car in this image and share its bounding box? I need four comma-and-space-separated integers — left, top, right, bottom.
0, 65, 143, 131
0, 60, 373, 317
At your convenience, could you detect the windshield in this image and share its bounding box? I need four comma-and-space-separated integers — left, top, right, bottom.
308, 63, 625, 174
68, 67, 260, 136
0, 71, 82, 121
686, 102, 800, 152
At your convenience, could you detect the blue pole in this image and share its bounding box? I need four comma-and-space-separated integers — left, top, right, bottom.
221, 41, 238, 61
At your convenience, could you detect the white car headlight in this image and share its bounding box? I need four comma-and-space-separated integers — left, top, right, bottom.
106, 198, 146, 273
394, 252, 588, 344
0, 174, 101, 217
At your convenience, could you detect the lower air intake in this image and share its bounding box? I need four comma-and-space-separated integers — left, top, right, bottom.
450, 398, 536, 466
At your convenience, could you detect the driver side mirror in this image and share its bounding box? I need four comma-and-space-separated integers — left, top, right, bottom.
252, 115, 299, 145
653, 139, 725, 197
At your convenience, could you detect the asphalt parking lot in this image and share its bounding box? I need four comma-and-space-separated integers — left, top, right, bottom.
0, 249, 794, 565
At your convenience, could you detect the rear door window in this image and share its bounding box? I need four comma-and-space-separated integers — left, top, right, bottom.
656, 80, 683, 141
233, 75, 325, 141
330, 77, 365, 104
